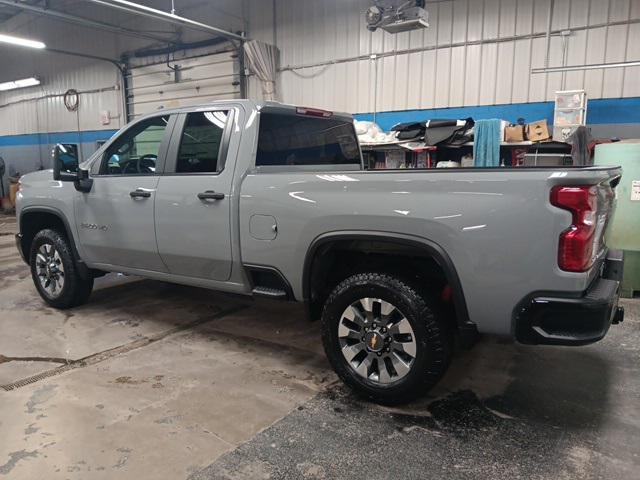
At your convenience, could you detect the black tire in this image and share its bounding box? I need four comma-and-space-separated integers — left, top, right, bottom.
321, 272, 451, 405
29, 229, 94, 309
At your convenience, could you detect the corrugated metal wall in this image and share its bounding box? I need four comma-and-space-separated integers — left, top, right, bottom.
0, 56, 124, 183
0, 60, 124, 137
2, 0, 640, 137
0, 6, 125, 139
246, 0, 640, 113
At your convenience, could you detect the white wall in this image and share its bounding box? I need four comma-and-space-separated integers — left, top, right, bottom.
0, 8, 125, 137
0, 60, 124, 136
245, 0, 640, 113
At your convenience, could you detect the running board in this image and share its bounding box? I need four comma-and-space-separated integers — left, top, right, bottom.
252, 286, 288, 300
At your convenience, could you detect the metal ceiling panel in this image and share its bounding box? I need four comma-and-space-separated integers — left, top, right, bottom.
0, 0, 41, 25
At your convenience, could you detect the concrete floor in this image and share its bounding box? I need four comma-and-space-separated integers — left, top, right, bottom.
1, 213, 639, 479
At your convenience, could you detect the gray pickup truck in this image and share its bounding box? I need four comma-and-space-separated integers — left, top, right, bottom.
15, 100, 625, 404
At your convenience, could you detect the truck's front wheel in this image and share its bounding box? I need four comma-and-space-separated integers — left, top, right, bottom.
29, 229, 94, 309
321, 273, 451, 405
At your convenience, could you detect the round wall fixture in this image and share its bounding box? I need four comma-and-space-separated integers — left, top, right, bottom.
63, 89, 79, 112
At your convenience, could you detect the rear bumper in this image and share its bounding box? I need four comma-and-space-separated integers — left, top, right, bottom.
515, 250, 624, 346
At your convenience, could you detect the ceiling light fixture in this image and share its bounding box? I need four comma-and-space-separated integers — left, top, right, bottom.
0, 33, 46, 49
0, 77, 41, 91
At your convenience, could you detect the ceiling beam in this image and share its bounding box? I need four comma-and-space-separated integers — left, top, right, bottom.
0, 0, 177, 45
83, 0, 246, 42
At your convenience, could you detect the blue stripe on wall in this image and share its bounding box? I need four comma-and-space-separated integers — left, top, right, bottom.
1, 97, 639, 145
0, 129, 119, 147
354, 97, 640, 131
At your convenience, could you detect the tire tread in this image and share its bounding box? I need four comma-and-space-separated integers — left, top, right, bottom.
29, 228, 93, 309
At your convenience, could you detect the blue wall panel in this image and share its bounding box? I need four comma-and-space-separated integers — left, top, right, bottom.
0, 129, 118, 147
1, 97, 639, 193
0, 130, 118, 194
354, 97, 640, 131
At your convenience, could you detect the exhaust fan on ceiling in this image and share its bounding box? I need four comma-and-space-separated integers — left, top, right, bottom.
365, 0, 429, 34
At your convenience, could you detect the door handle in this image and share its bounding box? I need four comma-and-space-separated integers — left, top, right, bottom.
130, 189, 152, 198
197, 190, 225, 200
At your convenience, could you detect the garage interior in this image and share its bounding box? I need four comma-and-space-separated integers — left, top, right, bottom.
1, 0, 640, 479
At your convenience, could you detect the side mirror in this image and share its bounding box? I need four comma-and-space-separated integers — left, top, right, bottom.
52, 144, 93, 192
52, 144, 79, 182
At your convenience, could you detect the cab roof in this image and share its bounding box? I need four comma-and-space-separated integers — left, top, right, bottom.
133, 99, 353, 123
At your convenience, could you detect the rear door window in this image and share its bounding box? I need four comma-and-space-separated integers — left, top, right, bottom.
256, 112, 361, 167
176, 111, 229, 173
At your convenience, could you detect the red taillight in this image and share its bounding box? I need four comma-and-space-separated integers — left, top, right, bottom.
550, 185, 599, 272
296, 106, 332, 118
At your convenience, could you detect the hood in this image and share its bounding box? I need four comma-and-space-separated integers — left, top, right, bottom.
20, 169, 54, 182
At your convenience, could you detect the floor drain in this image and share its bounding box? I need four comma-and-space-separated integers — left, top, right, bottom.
1, 364, 79, 391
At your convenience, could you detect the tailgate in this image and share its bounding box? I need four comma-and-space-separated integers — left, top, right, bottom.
593, 173, 620, 264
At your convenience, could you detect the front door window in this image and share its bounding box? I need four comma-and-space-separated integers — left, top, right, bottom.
101, 115, 169, 175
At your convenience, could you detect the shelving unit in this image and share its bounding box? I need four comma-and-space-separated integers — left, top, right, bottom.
553, 90, 588, 142
361, 142, 436, 169
360, 140, 542, 169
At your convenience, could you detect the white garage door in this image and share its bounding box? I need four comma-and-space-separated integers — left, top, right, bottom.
126, 50, 241, 120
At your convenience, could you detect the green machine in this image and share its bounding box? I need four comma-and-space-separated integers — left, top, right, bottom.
595, 141, 640, 298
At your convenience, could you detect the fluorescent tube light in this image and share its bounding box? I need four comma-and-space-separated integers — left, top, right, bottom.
532, 60, 640, 74
0, 77, 41, 91
0, 33, 46, 49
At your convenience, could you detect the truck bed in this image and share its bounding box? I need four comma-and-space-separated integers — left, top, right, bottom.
239, 165, 621, 335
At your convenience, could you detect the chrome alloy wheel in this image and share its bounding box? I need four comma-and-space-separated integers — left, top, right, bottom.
338, 298, 417, 384
35, 243, 65, 298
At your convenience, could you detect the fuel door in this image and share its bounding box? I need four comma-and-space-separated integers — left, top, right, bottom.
249, 214, 277, 240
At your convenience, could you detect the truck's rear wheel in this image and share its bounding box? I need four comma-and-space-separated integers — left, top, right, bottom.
321, 273, 451, 405
29, 229, 94, 309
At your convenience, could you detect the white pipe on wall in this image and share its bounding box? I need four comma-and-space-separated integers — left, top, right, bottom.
532, 60, 640, 74
279, 18, 640, 74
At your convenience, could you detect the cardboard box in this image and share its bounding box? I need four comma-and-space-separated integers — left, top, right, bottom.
504, 125, 525, 142
526, 120, 550, 142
